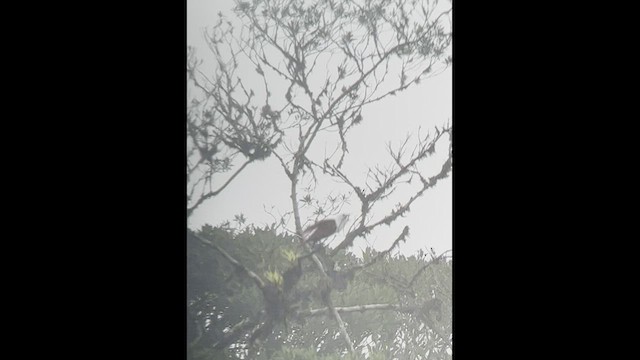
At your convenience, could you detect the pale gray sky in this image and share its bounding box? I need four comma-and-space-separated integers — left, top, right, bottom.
187, 0, 452, 257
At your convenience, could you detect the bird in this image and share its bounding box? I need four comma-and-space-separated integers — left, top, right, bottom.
301, 214, 350, 244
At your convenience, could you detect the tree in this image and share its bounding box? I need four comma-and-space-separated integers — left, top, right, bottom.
187, 0, 452, 358
187, 44, 283, 218
187, 225, 451, 359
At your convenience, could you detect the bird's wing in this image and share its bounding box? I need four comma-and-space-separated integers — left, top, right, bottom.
301, 222, 320, 240
303, 218, 331, 232
303, 219, 337, 243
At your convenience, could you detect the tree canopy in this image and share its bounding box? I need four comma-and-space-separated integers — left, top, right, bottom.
187, 225, 451, 359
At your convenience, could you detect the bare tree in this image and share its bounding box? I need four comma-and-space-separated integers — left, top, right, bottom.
187, 44, 283, 218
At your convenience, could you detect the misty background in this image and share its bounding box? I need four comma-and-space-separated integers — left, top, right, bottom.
187, 0, 452, 257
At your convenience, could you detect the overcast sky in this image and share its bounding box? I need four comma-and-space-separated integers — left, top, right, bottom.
187, 0, 452, 257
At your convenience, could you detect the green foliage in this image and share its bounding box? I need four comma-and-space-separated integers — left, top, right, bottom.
264, 269, 284, 286
282, 249, 298, 263
187, 225, 451, 359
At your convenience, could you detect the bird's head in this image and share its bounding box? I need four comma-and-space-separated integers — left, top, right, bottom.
335, 214, 350, 232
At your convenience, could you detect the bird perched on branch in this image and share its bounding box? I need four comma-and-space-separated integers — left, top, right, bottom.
301, 214, 350, 244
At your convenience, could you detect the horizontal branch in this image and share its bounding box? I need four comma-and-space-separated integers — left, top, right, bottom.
299, 303, 418, 318
188, 231, 266, 290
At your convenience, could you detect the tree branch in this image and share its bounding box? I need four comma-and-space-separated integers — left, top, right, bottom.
351, 226, 409, 271
188, 231, 266, 290
299, 303, 419, 318
330, 128, 451, 255
407, 250, 451, 289
212, 316, 259, 350
187, 158, 254, 218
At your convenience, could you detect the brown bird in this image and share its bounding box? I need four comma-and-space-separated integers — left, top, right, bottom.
301, 214, 350, 244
